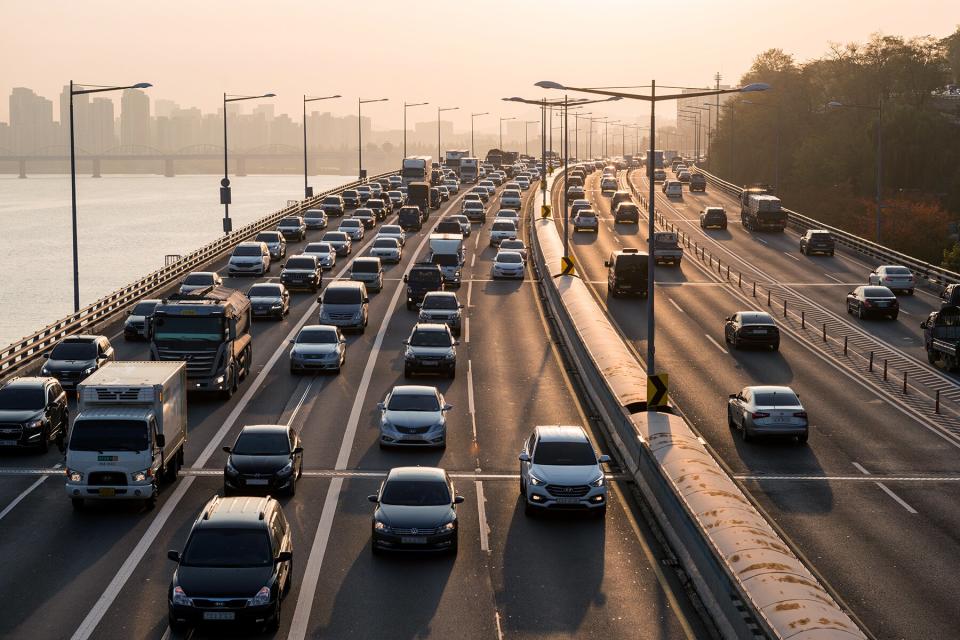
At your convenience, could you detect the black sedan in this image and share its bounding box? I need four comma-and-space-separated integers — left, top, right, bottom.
368, 467, 463, 555
223, 425, 303, 496
724, 311, 780, 350
847, 286, 899, 320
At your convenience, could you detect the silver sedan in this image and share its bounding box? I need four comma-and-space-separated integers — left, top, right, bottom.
727, 385, 808, 444
378, 385, 452, 449
289, 324, 346, 374
369, 237, 402, 264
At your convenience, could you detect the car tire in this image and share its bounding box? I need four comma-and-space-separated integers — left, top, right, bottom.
797, 433, 809, 445
168, 615, 188, 634
771, 342, 780, 351
404, 365, 412, 379
38, 424, 50, 453
287, 477, 297, 497
727, 408, 736, 430
858, 306, 865, 320
890, 313, 899, 321
847, 303, 853, 314
71, 497, 84, 510
741, 426, 752, 442
448, 367, 456, 379
267, 598, 281, 632
371, 543, 383, 556
594, 505, 607, 519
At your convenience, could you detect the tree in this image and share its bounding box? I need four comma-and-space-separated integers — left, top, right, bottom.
943, 26, 960, 84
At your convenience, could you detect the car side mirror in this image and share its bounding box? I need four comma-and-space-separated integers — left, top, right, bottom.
453, 341, 460, 346
317, 296, 323, 304
518, 452, 531, 462
598, 454, 611, 464
43, 353, 50, 359
222, 446, 232, 454
443, 403, 453, 411
155, 433, 165, 448
292, 446, 303, 455
920, 321, 928, 329
289, 339, 295, 344
402, 340, 409, 346
276, 551, 293, 563
403, 275, 408, 283
728, 393, 737, 400
126, 310, 132, 316
458, 304, 464, 309
167, 550, 181, 562
454, 495, 465, 504
603, 260, 610, 268
367, 494, 379, 503
280, 262, 285, 268
376, 402, 385, 410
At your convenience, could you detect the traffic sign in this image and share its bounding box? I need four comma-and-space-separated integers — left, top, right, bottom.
647, 374, 669, 409
560, 255, 575, 276
541, 204, 552, 218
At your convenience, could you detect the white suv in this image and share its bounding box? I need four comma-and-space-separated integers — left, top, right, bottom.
488, 220, 518, 247
519, 425, 610, 516
500, 189, 522, 210
228, 242, 271, 276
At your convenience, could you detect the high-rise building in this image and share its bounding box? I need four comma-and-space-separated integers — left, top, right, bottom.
10, 87, 55, 153
121, 89, 151, 148
89, 98, 116, 153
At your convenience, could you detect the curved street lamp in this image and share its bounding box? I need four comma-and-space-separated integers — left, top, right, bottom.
403, 101, 429, 159
222, 92, 275, 234
358, 98, 389, 180
303, 94, 341, 198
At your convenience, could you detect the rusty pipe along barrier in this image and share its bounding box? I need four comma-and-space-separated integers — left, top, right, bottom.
0, 170, 398, 383
534, 166, 867, 640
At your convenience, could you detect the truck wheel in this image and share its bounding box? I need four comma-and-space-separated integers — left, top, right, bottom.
71, 498, 84, 510
927, 349, 937, 365
220, 368, 236, 400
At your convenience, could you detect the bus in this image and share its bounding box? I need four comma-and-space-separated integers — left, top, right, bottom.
401, 156, 432, 186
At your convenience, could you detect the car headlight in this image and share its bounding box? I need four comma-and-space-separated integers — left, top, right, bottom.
404, 348, 415, 360
131, 468, 153, 483
588, 474, 605, 487
528, 473, 545, 486
271, 302, 282, 309
247, 586, 272, 607
374, 521, 392, 533
215, 375, 225, 384
443, 351, 456, 360
225, 460, 240, 476
67, 469, 83, 483
276, 461, 294, 477
25, 419, 44, 429
441, 521, 456, 531
41, 366, 50, 375
81, 366, 96, 375
172, 586, 194, 607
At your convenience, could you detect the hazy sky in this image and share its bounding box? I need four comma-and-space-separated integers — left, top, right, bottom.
1, 0, 955, 130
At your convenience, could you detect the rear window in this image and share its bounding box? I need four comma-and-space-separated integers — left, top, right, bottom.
305, 243, 331, 253
132, 301, 158, 316
248, 284, 282, 297
305, 210, 325, 218
578, 210, 596, 218
381, 226, 403, 234
533, 441, 596, 465
373, 239, 398, 249
280, 218, 301, 226
492, 222, 515, 231
752, 391, 801, 407
340, 220, 361, 228
885, 267, 911, 275
183, 274, 213, 285
322, 196, 341, 205
256, 232, 281, 242
863, 286, 894, 297
352, 260, 379, 273
740, 313, 775, 325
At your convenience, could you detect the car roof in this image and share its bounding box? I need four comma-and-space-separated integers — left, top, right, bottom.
496, 250, 524, 258
744, 385, 796, 396
197, 495, 275, 528
60, 335, 101, 344
353, 257, 379, 264
1, 376, 48, 390
386, 466, 447, 482
391, 384, 438, 396
299, 324, 338, 334
413, 322, 450, 332
239, 424, 289, 435
326, 280, 364, 290
423, 291, 457, 298
738, 312, 775, 324
534, 425, 590, 443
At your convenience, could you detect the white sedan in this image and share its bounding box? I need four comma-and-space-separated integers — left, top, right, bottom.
492, 250, 525, 279
868, 265, 915, 295
369, 237, 402, 263
302, 242, 336, 270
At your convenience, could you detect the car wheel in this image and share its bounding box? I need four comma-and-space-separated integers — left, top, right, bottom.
727, 408, 736, 429
523, 497, 536, 517
404, 365, 412, 379
797, 433, 809, 445
38, 425, 50, 453
449, 535, 459, 556
741, 426, 752, 442
71, 497, 84, 510
267, 598, 281, 632
846, 303, 853, 314
371, 542, 383, 556
858, 306, 865, 320
732, 335, 740, 350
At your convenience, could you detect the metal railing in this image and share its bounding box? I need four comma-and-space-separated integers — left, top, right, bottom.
695, 165, 960, 288
0, 171, 397, 383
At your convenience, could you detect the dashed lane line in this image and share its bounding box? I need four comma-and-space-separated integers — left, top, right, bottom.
0, 463, 62, 523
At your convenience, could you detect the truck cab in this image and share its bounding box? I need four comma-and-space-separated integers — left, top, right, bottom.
429, 234, 465, 288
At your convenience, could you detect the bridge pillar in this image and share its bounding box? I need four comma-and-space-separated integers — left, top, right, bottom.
163, 158, 175, 177
236, 156, 247, 177
91, 158, 101, 178
18, 159, 26, 179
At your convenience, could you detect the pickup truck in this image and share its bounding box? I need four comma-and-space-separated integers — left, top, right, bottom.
651, 231, 683, 266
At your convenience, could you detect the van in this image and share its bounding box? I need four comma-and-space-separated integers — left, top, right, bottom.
350, 257, 384, 292
317, 281, 369, 333
604, 248, 649, 298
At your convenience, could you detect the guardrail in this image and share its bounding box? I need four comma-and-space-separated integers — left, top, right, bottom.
0, 171, 397, 383
531, 168, 868, 639
694, 165, 960, 288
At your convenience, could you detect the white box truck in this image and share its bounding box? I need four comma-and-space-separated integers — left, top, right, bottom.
66, 361, 187, 509
429, 233, 465, 288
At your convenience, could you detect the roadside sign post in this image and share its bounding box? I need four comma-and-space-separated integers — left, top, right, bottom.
647, 373, 669, 410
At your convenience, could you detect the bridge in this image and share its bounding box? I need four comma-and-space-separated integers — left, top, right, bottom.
0, 156, 956, 640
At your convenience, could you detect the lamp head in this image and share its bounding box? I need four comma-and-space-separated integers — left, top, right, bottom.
132, 83, 153, 89
740, 83, 770, 93
534, 80, 566, 90
826, 101, 843, 108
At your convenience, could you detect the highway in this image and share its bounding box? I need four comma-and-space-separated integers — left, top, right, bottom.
550, 165, 960, 640
0, 177, 709, 639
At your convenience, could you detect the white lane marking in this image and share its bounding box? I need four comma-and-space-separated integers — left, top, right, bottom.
899, 308, 912, 317
286, 378, 315, 427
667, 297, 684, 313
467, 359, 477, 442
495, 611, 505, 640
783, 251, 800, 262
853, 462, 918, 514
613, 235, 622, 244
755, 237, 768, 244
0, 463, 61, 523
476, 480, 490, 552
474, 231, 480, 249
705, 334, 728, 354
287, 217, 442, 640
464, 317, 470, 343
471, 254, 476, 268
823, 272, 844, 283
466, 280, 474, 307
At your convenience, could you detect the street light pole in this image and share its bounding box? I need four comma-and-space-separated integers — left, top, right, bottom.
827, 97, 883, 242
358, 97, 389, 181
499, 116, 516, 152
524, 120, 539, 157
403, 101, 429, 159
303, 94, 341, 199
437, 106, 459, 166
68, 80, 152, 311
223, 91, 275, 237
470, 112, 488, 158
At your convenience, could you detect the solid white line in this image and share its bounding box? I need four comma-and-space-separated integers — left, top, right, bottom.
755, 237, 768, 244
286, 379, 315, 427
466, 280, 473, 307
476, 480, 490, 552
667, 297, 684, 313
874, 482, 919, 514
705, 334, 728, 354
899, 309, 913, 316
0, 462, 61, 523
470, 254, 476, 268
495, 611, 505, 640
783, 251, 800, 261
287, 217, 441, 640
474, 232, 480, 249
467, 359, 477, 442
823, 272, 845, 283
852, 462, 871, 475
464, 317, 470, 343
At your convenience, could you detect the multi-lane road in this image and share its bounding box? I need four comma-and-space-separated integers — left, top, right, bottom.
552, 165, 960, 640
0, 177, 711, 639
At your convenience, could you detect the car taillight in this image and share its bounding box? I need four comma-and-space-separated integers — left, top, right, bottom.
884, 276, 893, 281
793, 411, 808, 419
862, 300, 872, 307
751, 411, 770, 419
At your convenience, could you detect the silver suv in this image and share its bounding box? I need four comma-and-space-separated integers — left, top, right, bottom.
403, 323, 457, 378
417, 292, 463, 336
518, 425, 610, 517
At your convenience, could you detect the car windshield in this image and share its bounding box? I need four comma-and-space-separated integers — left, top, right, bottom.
69, 419, 149, 452
182, 529, 273, 568
886, 267, 911, 276
432, 255, 458, 267
578, 210, 596, 218
152, 316, 224, 342
297, 328, 338, 344
233, 245, 262, 257
373, 239, 398, 249
256, 233, 280, 242
305, 243, 331, 254
132, 302, 158, 316
323, 288, 360, 304
381, 226, 402, 234
355, 209, 373, 217
305, 210, 324, 218
341, 220, 360, 228
387, 392, 440, 412
323, 233, 347, 242
533, 441, 597, 465
248, 284, 282, 297
752, 391, 801, 407
497, 253, 523, 264
343, 190, 358, 198
352, 261, 379, 273
232, 431, 290, 456
183, 274, 213, 285
422, 296, 458, 310
380, 479, 450, 506
410, 330, 452, 347
323, 196, 340, 204
863, 287, 894, 298
50, 342, 96, 359
286, 258, 315, 270
280, 218, 301, 226
0, 387, 44, 410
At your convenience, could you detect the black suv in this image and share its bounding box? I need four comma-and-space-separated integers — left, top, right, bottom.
614, 202, 640, 224
604, 248, 649, 298
398, 206, 423, 232
699, 207, 727, 230
223, 425, 303, 496
799, 230, 836, 256
366, 198, 389, 221
689, 173, 707, 192
341, 189, 361, 208
167, 496, 293, 632
0, 377, 68, 452
280, 255, 322, 292
404, 264, 445, 310
41, 335, 114, 391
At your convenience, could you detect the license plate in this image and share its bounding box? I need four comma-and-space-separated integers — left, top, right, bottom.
98, 455, 118, 461
421, 361, 438, 367
203, 612, 236, 621
556, 497, 581, 504
754, 329, 768, 334
0, 440, 18, 446
247, 479, 269, 486
98, 488, 116, 497
401, 536, 427, 544
773, 417, 787, 423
